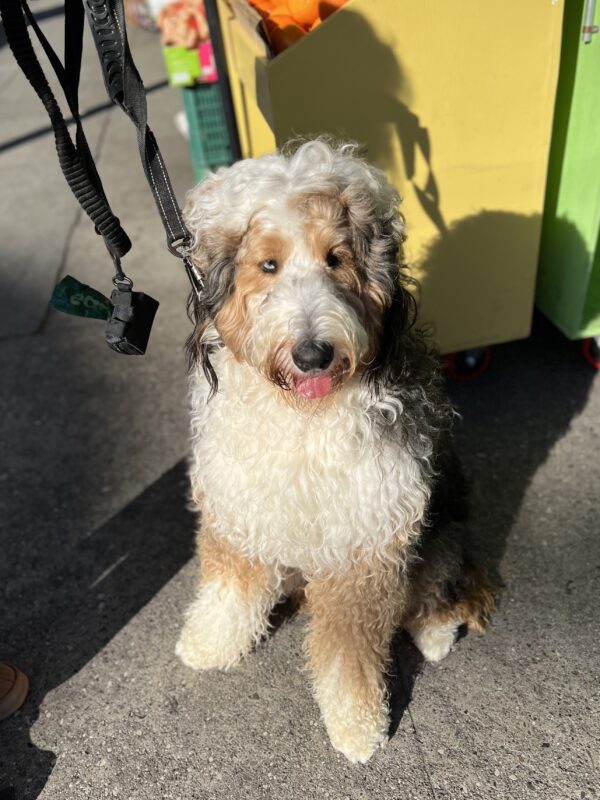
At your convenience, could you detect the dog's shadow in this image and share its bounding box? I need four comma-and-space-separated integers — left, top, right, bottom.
387, 630, 424, 736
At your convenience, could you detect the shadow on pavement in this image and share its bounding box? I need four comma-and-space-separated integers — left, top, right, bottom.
0, 256, 193, 799
0, 80, 168, 155
1, 461, 195, 800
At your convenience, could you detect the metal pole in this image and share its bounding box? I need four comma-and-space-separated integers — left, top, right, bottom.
582, 0, 599, 44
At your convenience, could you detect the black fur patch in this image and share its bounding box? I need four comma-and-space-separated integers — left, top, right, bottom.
186, 256, 237, 397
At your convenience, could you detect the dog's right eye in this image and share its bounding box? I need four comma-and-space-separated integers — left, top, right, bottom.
260, 259, 278, 274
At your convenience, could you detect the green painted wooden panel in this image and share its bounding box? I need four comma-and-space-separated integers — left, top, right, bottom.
537, 0, 600, 339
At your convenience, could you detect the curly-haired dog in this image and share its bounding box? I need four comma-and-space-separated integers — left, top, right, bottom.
175, 140, 496, 763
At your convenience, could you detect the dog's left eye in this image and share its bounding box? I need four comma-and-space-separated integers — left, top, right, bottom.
261, 259, 278, 274
326, 251, 341, 269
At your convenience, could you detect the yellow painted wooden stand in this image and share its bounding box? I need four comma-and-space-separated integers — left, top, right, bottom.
216, 0, 564, 352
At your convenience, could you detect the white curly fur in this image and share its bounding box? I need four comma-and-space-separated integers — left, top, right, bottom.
176, 571, 282, 670
184, 140, 404, 267
188, 354, 428, 574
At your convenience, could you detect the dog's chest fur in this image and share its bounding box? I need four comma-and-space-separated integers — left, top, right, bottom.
189, 352, 429, 574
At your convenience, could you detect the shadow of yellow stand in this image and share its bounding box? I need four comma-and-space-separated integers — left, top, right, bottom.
216, 0, 564, 353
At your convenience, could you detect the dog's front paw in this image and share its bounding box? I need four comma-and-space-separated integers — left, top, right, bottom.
324, 703, 389, 763
313, 655, 390, 762
175, 585, 259, 671
175, 618, 243, 671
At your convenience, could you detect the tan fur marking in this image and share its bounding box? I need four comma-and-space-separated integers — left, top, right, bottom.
176, 509, 283, 671
304, 560, 407, 759
306, 561, 404, 668
363, 279, 389, 316
295, 192, 386, 372
216, 221, 291, 361
403, 566, 498, 635
299, 193, 363, 295
198, 520, 272, 598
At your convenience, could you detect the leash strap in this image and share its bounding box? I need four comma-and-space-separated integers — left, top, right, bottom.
0, 0, 206, 352
0, 0, 202, 269
0, 0, 132, 262
82, 0, 190, 254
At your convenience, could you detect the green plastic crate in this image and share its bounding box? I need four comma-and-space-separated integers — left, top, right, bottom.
182, 83, 232, 183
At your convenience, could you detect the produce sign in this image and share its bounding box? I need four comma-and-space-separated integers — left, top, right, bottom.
157, 0, 218, 85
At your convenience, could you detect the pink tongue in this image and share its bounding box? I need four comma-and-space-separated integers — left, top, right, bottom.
295, 374, 333, 399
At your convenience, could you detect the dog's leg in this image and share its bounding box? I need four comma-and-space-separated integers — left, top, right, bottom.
304, 562, 403, 763
404, 565, 496, 663
403, 532, 497, 664
176, 528, 282, 671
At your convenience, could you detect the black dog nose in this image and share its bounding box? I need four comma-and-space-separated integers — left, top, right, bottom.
292, 340, 334, 372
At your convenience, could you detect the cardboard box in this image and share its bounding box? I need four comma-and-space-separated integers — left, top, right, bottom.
216, 0, 564, 352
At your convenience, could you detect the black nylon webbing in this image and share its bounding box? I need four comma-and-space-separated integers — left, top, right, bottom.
0, 0, 132, 260
82, 0, 190, 249
23, 0, 113, 225
1, 0, 194, 273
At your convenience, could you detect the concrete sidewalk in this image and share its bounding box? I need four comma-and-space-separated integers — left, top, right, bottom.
1, 8, 599, 800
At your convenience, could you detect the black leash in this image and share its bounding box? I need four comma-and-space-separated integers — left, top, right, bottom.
0, 0, 205, 354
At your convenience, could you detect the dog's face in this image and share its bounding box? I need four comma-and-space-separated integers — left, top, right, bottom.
184, 141, 413, 403
215, 193, 385, 400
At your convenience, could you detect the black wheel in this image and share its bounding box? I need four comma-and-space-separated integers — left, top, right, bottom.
444, 347, 492, 380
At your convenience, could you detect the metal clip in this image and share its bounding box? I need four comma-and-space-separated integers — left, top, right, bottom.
167, 236, 191, 257
168, 236, 205, 299
111, 253, 134, 290
112, 273, 133, 290
183, 255, 205, 299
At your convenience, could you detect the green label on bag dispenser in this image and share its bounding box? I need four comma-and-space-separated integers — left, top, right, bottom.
50, 275, 113, 320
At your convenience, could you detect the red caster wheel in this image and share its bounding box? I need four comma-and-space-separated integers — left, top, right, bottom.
582, 337, 600, 369
444, 347, 492, 381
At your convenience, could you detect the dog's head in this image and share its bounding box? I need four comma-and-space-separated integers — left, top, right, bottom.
184, 140, 416, 403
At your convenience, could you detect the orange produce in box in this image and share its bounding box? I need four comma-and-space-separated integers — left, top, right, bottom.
319, 0, 346, 20
249, 0, 275, 19
264, 12, 306, 54
270, 0, 291, 13
287, 0, 319, 28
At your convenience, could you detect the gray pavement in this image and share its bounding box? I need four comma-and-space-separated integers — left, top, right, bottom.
1, 8, 599, 800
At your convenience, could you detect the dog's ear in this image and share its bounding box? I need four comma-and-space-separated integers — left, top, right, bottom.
339, 159, 417, 388
366, 280, 418, 386
183, 170, 246, 394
